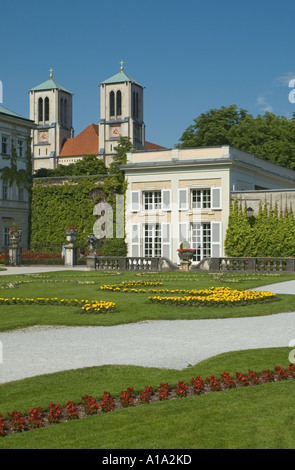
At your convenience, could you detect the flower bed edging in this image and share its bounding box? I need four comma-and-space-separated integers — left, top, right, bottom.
1, 364, 295, 437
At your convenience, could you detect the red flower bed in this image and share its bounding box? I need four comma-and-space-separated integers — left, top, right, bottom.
1, 364, 295, 437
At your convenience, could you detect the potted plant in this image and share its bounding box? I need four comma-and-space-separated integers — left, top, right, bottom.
65, 227, 77, 243
9, 224, 22, 246
177, 242, 196, 261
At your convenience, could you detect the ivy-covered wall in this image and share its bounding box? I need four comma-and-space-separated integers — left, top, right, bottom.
224, 198, 295, 257
31, 174, 127, 255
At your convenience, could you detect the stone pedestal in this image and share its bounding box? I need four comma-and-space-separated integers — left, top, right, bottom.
179, 260, 191, 271
64, 244, 77, 267
9, 246, 22, 266
177, 249, 196, 272
86, 255, 97, 270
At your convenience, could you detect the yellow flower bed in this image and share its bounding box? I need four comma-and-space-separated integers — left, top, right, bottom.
100, 280, 163, 292
0, 297, 116, 314
148, 286, 277, 307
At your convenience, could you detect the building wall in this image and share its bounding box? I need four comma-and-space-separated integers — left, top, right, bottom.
30, 88, 73, 171
124, 146, 295, 264
125, 165, 228, 264
0, 113, 34, 250
231, 189, 295, 216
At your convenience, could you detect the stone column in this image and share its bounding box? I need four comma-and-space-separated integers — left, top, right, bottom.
64, 244, 77, 267
64, 228, 78, 267
8, 229, 22, 266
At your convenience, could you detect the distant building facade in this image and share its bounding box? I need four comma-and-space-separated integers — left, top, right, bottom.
0, 105, 35, 249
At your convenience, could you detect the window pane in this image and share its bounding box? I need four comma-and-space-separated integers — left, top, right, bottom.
110, 92, 115, 116
45, 97, 49, 121
191, 189, 211, 209
116, 91, 121, 115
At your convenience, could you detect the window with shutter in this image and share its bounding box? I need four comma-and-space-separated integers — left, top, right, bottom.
211, 222, 222, 257
130, 224, 141, 257
131, 191, 140, 212
161, 190, 171, 211
161, 223, 171, 259
178, 189, 188, 210
211, 188, 222, 210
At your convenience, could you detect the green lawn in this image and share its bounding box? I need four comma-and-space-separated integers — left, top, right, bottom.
0, 347, 294, 449
0, 270, 295, 448
0, 270, 294, 331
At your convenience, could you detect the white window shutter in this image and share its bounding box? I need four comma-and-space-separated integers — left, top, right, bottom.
211, 222, 222, 257
178, 189, 188, 210
130, 223, 141, 257
162, 189, 171, 211
211, 188, 222, 210
161, 223, 171, 259
131, 191, 140, 212
178, 222, 189, 247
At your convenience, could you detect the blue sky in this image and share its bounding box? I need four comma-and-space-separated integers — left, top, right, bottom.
1, 0, 295, 149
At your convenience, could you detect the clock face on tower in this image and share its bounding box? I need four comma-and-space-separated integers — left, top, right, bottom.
110, 126, 121, 138
39, 131, 49, 142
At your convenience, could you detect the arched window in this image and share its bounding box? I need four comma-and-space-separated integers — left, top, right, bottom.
60, 98, 64, 124
116, 90, 122, 116
136, 93, 139, 119
110, 91, 115, 116
38, 98, 43, 121
132, 92, 135, 118
64, 99, 67, 126
44, 97, 49, 121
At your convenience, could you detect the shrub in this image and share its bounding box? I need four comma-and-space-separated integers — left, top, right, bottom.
48, 402, 63, 424
81, 395, 99, 415
65, 400, 79, 420
27, 407, 44, 428
139, 386, 154, 404
175, 381, 188, 397
158, 382, 172, 401
7, 410, 27, 432
102, 238, 128, 256
100, 391, 114, 412
206, 375, 222, 392
0, 414, 7, 437
120, 387, 135, 408
220, 372, 236, 389
190, 376, 205, 395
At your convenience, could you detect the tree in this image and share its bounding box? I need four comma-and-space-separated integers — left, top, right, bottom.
72, 155, 107, 176
34, 154, 107, 178
177, 105, 248, 148
109, 137, 134, 172
177, 105, 295, 170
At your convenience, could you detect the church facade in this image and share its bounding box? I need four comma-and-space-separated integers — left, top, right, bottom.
30, 65, 164, 173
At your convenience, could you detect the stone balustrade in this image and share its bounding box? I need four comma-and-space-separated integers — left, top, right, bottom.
87, 256, 162, 272
194, 257, 295, 273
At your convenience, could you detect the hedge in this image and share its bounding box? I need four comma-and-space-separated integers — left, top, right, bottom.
224, 199, 295, 257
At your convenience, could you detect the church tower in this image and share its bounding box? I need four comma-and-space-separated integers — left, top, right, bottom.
29, 70, 74, 172
99, 62, 145, 166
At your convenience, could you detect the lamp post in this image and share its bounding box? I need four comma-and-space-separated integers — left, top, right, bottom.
246, 207, 255, 225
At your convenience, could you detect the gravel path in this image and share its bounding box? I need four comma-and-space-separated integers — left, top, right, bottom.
0, 268, 294, 384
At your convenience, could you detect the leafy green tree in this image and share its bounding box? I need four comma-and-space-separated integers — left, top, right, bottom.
177, 105, 248, 148
109, 137, 134, 178
72, 155, 107, 175
177, 105, 295, 170
34, 155, 107, 178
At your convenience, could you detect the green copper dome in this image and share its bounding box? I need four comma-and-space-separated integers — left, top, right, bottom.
30, 78, 72, 94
